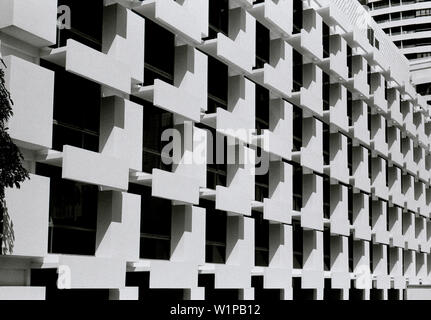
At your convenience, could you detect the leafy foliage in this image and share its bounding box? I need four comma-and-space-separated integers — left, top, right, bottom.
0, 58, 29, 251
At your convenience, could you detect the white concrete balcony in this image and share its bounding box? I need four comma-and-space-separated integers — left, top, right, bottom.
317, 1, 351, 35
402, 174, 416, 213
370, 113, 388, 158
54, 255, 126, 289
404, 212, 419, 251
263, 161, 292, 224
351, 192, 371, 241
414, 182, 427, 219
424, 154, 431, 184
203, 76, 255, 145
0, 287, 45, 300
402, 137, 416, 176
425, 189, 431, 219
349, 146, 370, 194
148, 261, 199, 289
369, 73, 388, 114
136, 45, 207, 122
414, 147, 428, 184
323, 84, 348, 133
414, 111, 428, 148
401, 81, 417, 102
302, 230, 324, 290
346, 55, 369, 99
324, 132, 349, 185
212, 264, 252, 290
403, 250, 418, 282
386, 88, 402, 127
62, 145, 129, 192
371, 244, 391, 289
370, 157, 388, 202
251, 39, 292, 99
253, 99, 292, 160
388, 207, 405, 249
170, 206, 206, 265
133, 0, 207, 44
290, 63, 323, 118
349, 100, 370, 147
301, 174, 323, 231
4, 174, 49, 257
100, 97, 143, 172
318, 35, 349, 83
329, 184, 349, 237
387, 126, 403, 168
201, 7, 255, 75
96, 191, 141, 261
388, 166, 404, 209
3, 55, 54, 150
103, 4, 145, 85
216, 146, 255, 216
292, 117, 323, 174
0, 0, 57, 47
249, 0, 293, 38
222, 215, 254, 269
371, 201, 389, 245
42, 39, 132, 95
344, 27, 373, 57
152, 169, 200, 205
368, 48, 390, 75
288, 9, 323, 62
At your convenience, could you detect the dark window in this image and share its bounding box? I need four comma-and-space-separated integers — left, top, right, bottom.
36, 163, 98, 256
348, 137, 352, 176
323, 176, 330, 219
324, 228, 331, 271
293, 50, 303, 92
253, 211, 269, 267
207, 0, 229, 39
347, 45, 353, 78
323, 72, 330, 111
323, 123, 330, 165
292, 163, 303, 211
292, 105, 303, 152
144, 19, 175, 86
202, 199, 227, 264
255, 148, 269, 202
292, 220, 303, 268
131, 98, 174, 173
323, 22, 330, 59
40, 60, 100, 153
194, 123, 227, 189
347, 91, 353, 126
255, 22, 270, 69
208, 56, 228, 113
348, 187, 353, 225
128, 183, 172, 260
54, 0, 104, 50
293, 0, 303, 34
255, 84, 270, 134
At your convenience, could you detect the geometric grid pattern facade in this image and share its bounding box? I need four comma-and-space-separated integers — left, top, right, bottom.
1, 0, 431, 300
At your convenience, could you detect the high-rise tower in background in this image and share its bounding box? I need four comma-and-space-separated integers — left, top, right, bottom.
367, 0, 431, 106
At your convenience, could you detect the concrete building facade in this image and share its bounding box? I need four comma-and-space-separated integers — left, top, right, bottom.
0, 0, 431, 300
367, 0, 431, 106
